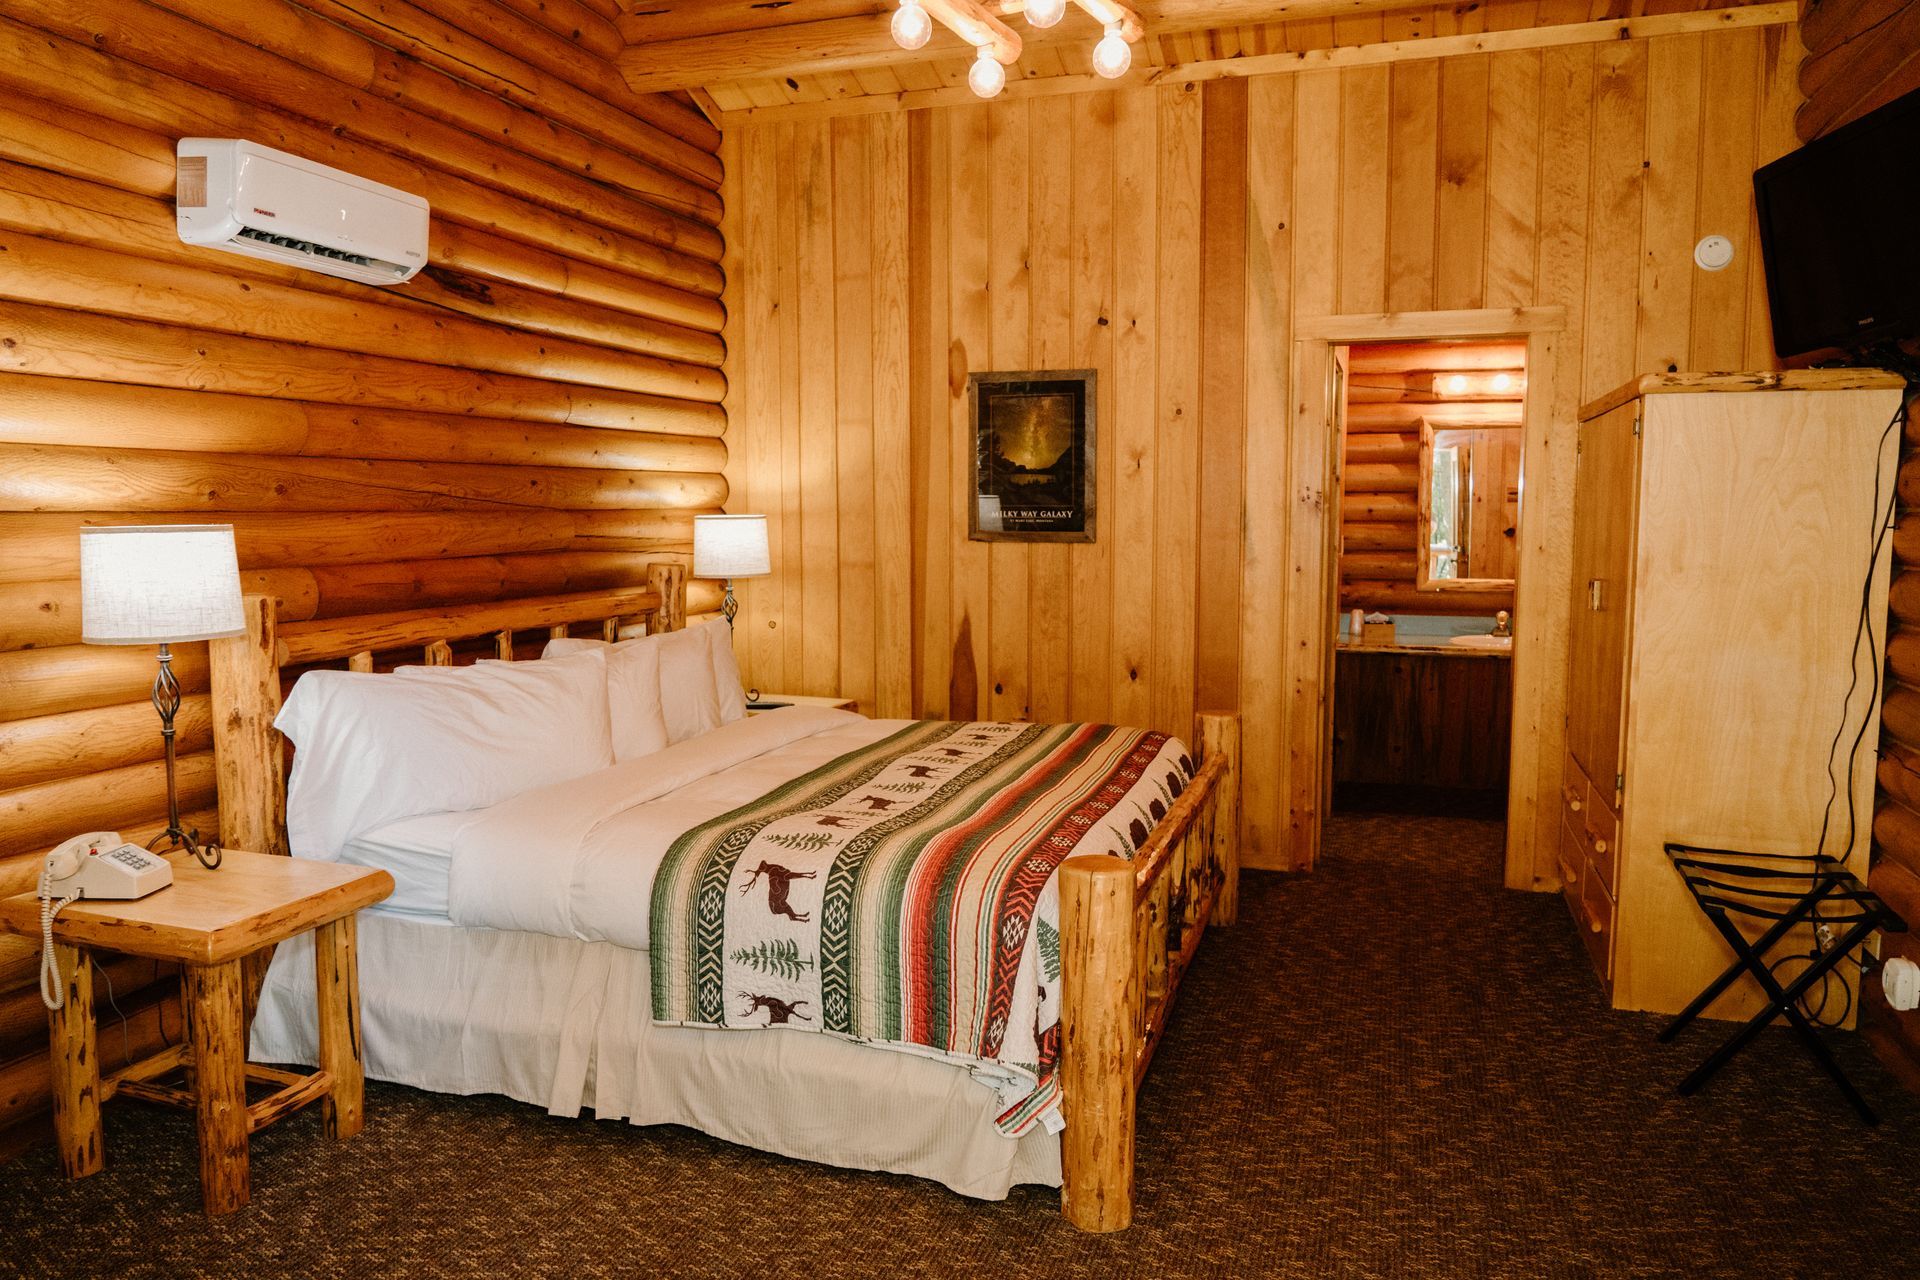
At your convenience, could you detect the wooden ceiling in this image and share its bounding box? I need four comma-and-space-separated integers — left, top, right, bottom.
612, 0, 1794, 120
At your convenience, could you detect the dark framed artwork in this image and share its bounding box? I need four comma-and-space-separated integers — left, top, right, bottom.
967, 368, 1097, 543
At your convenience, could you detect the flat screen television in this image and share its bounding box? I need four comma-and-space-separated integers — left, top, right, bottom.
1755, 85, 1920, 359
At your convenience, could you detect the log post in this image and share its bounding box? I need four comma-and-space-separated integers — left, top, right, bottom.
1197, 713, 1240, 926
648, 561, 686, 632
494, 629, 515, 660
423, 639, 453, 666
46, 941, 102, 1179
347, 651, 374, 673
314, 914, 365, 1141
1059, 853, 1137, 1233
210, 594, 286, 859
184, 960, 250, 1215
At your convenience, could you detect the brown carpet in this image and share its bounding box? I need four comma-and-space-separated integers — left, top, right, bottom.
3, 813, 1918, 1279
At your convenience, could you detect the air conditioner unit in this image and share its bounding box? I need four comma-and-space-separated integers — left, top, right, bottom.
175, 139, 429, 286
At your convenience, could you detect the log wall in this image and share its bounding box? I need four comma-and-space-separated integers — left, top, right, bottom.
1796, 0, 1920, 140
720, 25, 1804, 874
1339, 340, 1524, 616
0, 0, 725, 1156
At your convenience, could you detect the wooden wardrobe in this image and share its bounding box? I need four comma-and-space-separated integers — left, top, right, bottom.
1558, 371, 1907, 1020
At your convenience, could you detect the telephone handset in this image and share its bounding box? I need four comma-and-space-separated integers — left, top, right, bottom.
39, 831, 173, 1010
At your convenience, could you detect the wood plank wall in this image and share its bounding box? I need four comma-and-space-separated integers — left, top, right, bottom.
1796, 0, 1920, 139
0, 0, 724, 1158
721, 25, 1803, 874
1339, 339, 1524, 616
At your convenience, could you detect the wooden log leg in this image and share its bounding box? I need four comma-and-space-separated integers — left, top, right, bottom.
47, 941, 103, 1178
184, 961, 249, 1215
1198, 713, 1241, 926
1059, 855, 1138, 1233
315, 915, 365, 1140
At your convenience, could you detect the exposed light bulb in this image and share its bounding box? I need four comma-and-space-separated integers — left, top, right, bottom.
968, 46, 1006, 98
1024, 0, 1067, 28
1491, 372, 1513, 392
1446, 374, 1469, 394
1092, 22, 1131, 79
891, 0, 932, 51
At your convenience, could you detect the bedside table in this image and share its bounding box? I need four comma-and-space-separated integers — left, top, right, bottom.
0, 850, 392, 1215
746, 693, 858, 715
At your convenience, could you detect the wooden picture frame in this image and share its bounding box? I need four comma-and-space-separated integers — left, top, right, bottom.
967, 368, 1097, 543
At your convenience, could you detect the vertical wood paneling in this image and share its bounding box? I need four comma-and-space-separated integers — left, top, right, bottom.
724, 26, 1801, 873
832, 118, 877, 714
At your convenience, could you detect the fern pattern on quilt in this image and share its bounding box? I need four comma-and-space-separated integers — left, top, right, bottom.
649, 720, 1191, 1136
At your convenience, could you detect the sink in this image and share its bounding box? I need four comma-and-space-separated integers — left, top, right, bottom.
1450, 634, 1513, 650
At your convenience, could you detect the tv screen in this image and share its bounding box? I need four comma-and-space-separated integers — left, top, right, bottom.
1755, 85, 1920, 359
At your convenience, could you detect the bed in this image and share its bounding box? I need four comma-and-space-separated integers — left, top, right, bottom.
207, 568, 1239, 1231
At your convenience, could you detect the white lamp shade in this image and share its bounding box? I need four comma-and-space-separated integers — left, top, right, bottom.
693, 514, 771, 579
80, 524, 247, 644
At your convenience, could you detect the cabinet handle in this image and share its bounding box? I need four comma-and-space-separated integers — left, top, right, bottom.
1591, 838, 1608, 855
1568, 795, 1583, 813
1589, 915, 1604, 933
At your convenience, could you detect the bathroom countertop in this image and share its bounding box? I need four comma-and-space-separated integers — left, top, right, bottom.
1337, 640, 1513, 659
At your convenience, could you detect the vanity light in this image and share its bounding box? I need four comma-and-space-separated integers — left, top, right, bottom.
1091, 21, 1132, 78
1025, 0, 1067, 28
1491, 372, 1513, 393
969, 45, 1007, 98
891, 0, 933, 51
1446, 373, 1469, 394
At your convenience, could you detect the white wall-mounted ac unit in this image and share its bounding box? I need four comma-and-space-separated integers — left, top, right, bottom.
175, 139, 429, 286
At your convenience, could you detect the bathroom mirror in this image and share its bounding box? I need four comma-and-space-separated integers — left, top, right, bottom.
1417, 417, 1521, 591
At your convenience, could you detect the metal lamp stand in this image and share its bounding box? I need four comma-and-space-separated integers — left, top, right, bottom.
148, 643, 221, 870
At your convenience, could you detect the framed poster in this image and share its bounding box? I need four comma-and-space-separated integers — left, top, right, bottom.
967, 368, 1097, 543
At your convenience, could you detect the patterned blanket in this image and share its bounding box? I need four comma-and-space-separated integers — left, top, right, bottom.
649, 720, 1191, 1135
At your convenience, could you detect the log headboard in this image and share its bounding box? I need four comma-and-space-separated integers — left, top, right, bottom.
208, 563, 691, 860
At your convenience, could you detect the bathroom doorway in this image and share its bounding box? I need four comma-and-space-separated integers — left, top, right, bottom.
1290, 310, 1559, 890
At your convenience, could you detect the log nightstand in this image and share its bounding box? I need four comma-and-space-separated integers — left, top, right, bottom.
0, 851, 393, 1216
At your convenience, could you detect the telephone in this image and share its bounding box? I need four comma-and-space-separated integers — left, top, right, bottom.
39, 831, 172, 1010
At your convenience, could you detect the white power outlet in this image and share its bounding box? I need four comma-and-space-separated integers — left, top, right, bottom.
1884, 956, 1920, 1013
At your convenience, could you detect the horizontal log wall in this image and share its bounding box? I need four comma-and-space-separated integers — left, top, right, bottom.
1795, 0, 1920, 140
0, 0, 725, 1156
721, 25, 1802, 875
1339, 340, 1523, 617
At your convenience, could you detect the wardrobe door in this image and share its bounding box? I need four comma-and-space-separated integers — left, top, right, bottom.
1565, 401, 1640, 806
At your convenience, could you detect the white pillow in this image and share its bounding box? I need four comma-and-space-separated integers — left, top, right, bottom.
699, 620, 748, 724
274, 650, 613, 860
542, 635, 669, 761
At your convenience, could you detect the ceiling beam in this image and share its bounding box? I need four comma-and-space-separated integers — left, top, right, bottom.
618, 0, 1436, 95
924, 0, 1023, 62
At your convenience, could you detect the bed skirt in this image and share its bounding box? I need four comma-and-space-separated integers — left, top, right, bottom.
250, 910, 1062, 1200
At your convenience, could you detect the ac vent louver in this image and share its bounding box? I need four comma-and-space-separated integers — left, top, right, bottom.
232, 225, 405, 277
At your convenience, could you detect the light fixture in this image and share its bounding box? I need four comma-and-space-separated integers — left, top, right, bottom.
969, 45, 1007, 98
1432, 370, 1527, 399
1091, 21, 1131, 78
1025, 0, 1067, 28
1447, 374, 1469, 394
693, 513, 771, 628
1491, 372, 1513, 393
891, 0, 932, 51
81, 524, 247, 870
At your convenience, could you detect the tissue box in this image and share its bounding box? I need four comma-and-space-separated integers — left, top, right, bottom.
1359, 621, 1395, 646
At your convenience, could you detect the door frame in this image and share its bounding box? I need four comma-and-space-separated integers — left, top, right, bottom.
1291, 307, 1567, 889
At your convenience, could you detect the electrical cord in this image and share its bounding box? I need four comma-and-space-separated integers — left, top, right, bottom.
37, 867, 77, 1012
1797, 395, 1909, 1027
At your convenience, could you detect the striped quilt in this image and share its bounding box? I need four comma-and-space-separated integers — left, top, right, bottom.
649, 720, 1192, 1136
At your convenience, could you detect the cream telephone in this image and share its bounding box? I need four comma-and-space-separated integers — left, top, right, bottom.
39, 832, 172, 1010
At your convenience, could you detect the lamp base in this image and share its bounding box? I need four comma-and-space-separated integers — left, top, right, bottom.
148, 643, 222, 871
722, 578, 739, 628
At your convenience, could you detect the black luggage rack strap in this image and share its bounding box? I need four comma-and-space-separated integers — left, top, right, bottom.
1659, 842, 1908, 1124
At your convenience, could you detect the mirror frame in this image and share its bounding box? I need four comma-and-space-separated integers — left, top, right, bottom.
1415, 414, 1521, 593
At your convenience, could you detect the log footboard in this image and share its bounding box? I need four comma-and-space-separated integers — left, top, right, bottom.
1059, 711, 1240, 1232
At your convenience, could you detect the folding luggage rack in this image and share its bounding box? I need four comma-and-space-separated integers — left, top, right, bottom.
1659, 842, 1908, 1124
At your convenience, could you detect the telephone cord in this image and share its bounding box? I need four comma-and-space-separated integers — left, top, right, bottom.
38, 871, 78, 1011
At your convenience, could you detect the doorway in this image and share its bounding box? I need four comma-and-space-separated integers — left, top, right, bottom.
1288, 308, 1567, 890
1330, 337, 1524, 826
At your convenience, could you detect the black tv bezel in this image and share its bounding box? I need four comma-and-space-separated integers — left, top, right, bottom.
1754, 84, 1920, 359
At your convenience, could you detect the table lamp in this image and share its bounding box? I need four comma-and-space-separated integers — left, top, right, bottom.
80, 524, 247, 870
692, 514, 770, 628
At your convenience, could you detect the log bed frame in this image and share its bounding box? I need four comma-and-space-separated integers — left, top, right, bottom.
206, 569, 1239, 1233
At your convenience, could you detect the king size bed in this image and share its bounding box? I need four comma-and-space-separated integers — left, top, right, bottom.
208, 567, 1238, 1231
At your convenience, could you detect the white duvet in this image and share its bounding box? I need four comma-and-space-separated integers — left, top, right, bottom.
447, 708, 888, 949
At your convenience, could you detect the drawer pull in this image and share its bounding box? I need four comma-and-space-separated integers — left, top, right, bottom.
1568, 794, 1583, 813
1591, 838, 1608, 855
1589, 914, 1604, 933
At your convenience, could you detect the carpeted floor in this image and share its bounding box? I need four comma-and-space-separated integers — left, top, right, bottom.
3, 812, 1918, 1279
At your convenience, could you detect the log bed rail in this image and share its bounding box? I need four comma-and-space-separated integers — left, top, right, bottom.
207, 571, 1239, 1235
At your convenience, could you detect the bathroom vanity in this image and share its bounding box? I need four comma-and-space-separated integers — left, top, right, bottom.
1332, 642, 1513, 794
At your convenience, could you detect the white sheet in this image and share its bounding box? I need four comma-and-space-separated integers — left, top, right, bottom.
448, 707, 889, 950
337, 810, 478, 919
250, 909, 1061, 1200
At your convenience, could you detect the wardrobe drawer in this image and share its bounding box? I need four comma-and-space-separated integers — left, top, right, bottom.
1583, 797, 1618, 895
1558, 814, 1585, 922
1561, 756, 1590, 828
1579, 866, 1615, 984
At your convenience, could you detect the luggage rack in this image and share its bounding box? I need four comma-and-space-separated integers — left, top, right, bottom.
1659, 842, 1907, 1124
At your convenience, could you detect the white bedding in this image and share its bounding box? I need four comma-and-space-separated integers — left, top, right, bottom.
337, 810, 477, 919
446, 706, 884, 950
